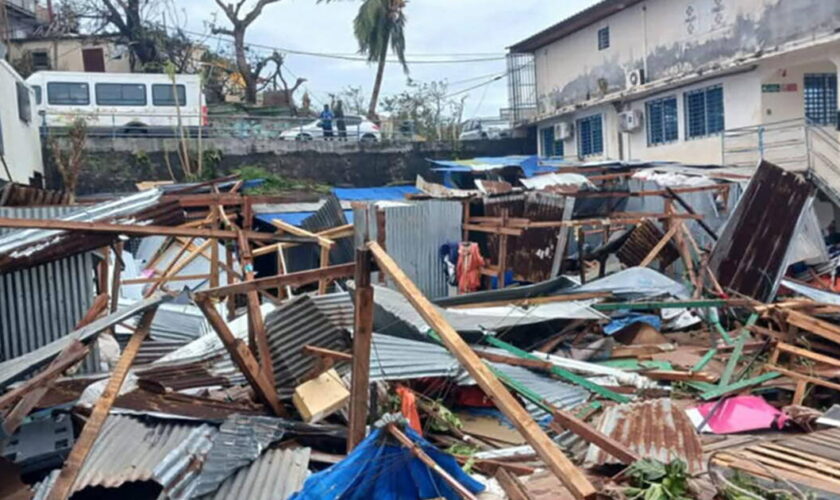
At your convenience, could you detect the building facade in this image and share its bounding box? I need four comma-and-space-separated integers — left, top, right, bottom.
510, 0, 840, 166
8, 35, 132, 76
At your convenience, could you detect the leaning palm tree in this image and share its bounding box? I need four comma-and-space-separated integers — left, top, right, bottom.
324, 0, 408, 120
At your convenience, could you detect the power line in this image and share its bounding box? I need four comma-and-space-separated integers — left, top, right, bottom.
179, 28, 507, 65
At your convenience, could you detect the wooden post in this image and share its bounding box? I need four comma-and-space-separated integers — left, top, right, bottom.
550, 409, 639, 465
347, 248, 374, 452
97, 247, 109, 295
368, 242, 597, 500
225, 243, 236, 320
46, 307, 159, 500
108, 242, 123, 336
497, 208, 509, 288
494, 468, 531, 500
210, 207, 220, 289
195, 298, 286, 417
237, 231, 274, 386
576, 227, 586, 284
318, 245, 331, 295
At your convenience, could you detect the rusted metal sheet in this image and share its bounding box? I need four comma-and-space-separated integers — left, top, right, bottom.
114, 389, 264, 420
617, 220, 680, 268
708, 161, 812, 301
0, 183, 71, 207
583, 398, 704, 474
484, 192, 570, 282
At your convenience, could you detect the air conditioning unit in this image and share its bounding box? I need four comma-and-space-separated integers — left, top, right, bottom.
626, 68, 645, 89
554, 121, 573, 140
619, 110, 644, 133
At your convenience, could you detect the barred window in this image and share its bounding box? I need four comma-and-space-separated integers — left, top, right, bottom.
804, 73, 837, 126
646, 96, 678, 145
684, 85, 724, 139
597, 27, 610, 50
576, 114, 603, 156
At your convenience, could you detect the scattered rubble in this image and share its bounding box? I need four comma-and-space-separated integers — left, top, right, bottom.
1, 158, 839, 499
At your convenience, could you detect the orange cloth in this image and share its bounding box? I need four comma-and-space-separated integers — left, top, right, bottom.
396, 385, 422, 434
456, 242, 485, 293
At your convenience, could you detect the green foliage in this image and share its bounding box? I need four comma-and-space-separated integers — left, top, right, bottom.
200, 149, 223, 180
722, 472, 811, 500
425, 400, 463, 433
234, 166, 330, 195
625, 459, 692, 500
445, 443, 478, 473
353, 0, 408, 72
381, 79, 465, 141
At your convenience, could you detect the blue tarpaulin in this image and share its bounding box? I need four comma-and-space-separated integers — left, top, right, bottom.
428, 155, 556, 178
603, 313, 662, 335
332, 185, 420, 201
289, 427, 484, 500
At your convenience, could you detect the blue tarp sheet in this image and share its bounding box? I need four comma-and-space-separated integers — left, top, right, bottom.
289, 427, 484, 500
428, 155, 555, 178
332, 185, 420, 201
603, 313, 662, 335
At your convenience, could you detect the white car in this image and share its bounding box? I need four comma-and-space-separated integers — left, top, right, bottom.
281, 115, 381, 143
459, 118, 512, 141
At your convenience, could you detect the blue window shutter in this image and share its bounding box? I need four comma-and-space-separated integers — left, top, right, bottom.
805, 74, 838, 126
541, 127, 555, 156
592, 115, 603, 154
663, 98, 678, 141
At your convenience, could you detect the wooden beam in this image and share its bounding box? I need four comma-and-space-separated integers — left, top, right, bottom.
642, 370, 718, 383
550, 409, 639, 465
494, 468, 532, 500
348, 248, 374, 453
236, 231, 274, 389
775, 342, 840, 368
0, 217, 315, 243
318, 246, 331, 294
145, 239, 212, 297
195, 298, 286, 417
122, 273, 211, 285
196, 263, 356, 299
463, 223, 524, 237
0, 341, 89, 411
302, 345, 353, 362
368, 242, 597, 500
271, 219, 335, 248
252, 224, 354, 257
448, 292, 611, 310
639, 223, 680, 268
45, 307, 159, 500
783, 310, 840, 346
386, 423, 479, 500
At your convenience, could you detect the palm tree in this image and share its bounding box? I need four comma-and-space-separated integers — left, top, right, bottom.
324, 0, 408, 120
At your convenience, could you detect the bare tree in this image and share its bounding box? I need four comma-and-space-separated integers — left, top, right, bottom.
50, 119, 88, 203
211, 0, 282, 104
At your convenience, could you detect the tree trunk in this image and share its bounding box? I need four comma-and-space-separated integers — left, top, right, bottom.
367, 34, 390, 121
234, 30, 258, 104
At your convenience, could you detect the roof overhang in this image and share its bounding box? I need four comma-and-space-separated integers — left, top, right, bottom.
509, 0, 645, 53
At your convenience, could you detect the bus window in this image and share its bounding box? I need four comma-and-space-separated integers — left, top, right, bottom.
96, 83, 147, 106
47, 82, 89, 105
152, 84, 187, 106
32, 85, 42, 105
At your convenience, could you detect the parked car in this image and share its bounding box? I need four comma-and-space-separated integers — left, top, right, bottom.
459, 118, 512, 141
280, 115, 381, 143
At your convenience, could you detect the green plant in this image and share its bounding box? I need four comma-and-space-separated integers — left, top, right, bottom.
235, 166, 330, 195
625, 459, 692, 500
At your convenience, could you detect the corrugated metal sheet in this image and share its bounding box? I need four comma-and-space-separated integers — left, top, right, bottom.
209, 447, 310, 500
178, 414, 288, 498
583, 398, 704, 474
369, 333, 464, 381
616, 220, 680, 268
0, 206, 79, 235
265, 295, 351, 394
311, 292, 354, 330
0, 295, 170, 388
355, 200, 462, 300
76, 414, 216, 492
0, 252, 97, 373
0, 184, 71, 207
708, 161, 812, 301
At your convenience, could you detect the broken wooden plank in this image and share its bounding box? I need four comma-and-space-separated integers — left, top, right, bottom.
195, 298, 286, 417
387, 423, 479, 500
237, 231, 274, 385
45, 307, 159, 500
0, 217, 314, 243
303, 345, 353, 362
639, 223, 680, 268
368, 242, 597, 500
551, 409, 639, 465
348, 248, 374, 453
494, 468, 533, 500
700, 371, 781, 400
448, 292, 611, 310
195, 263, 356, 299
784, 309, 840, 346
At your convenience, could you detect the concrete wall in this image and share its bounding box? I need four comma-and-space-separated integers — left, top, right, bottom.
43, 137, 535, 195
0, 60, 43, 183
533, 0, 840, 112
9, 39, 132, 73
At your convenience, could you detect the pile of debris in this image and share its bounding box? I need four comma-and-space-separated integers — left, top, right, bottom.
0, 159, 839, 499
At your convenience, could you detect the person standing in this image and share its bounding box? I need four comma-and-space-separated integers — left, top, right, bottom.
320, 104, 334, 140
334, 100, 347, 141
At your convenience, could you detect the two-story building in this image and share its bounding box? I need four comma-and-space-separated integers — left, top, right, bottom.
509, 0, 840, 170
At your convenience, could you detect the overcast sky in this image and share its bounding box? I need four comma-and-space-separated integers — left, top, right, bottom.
177, 0, 598, 118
